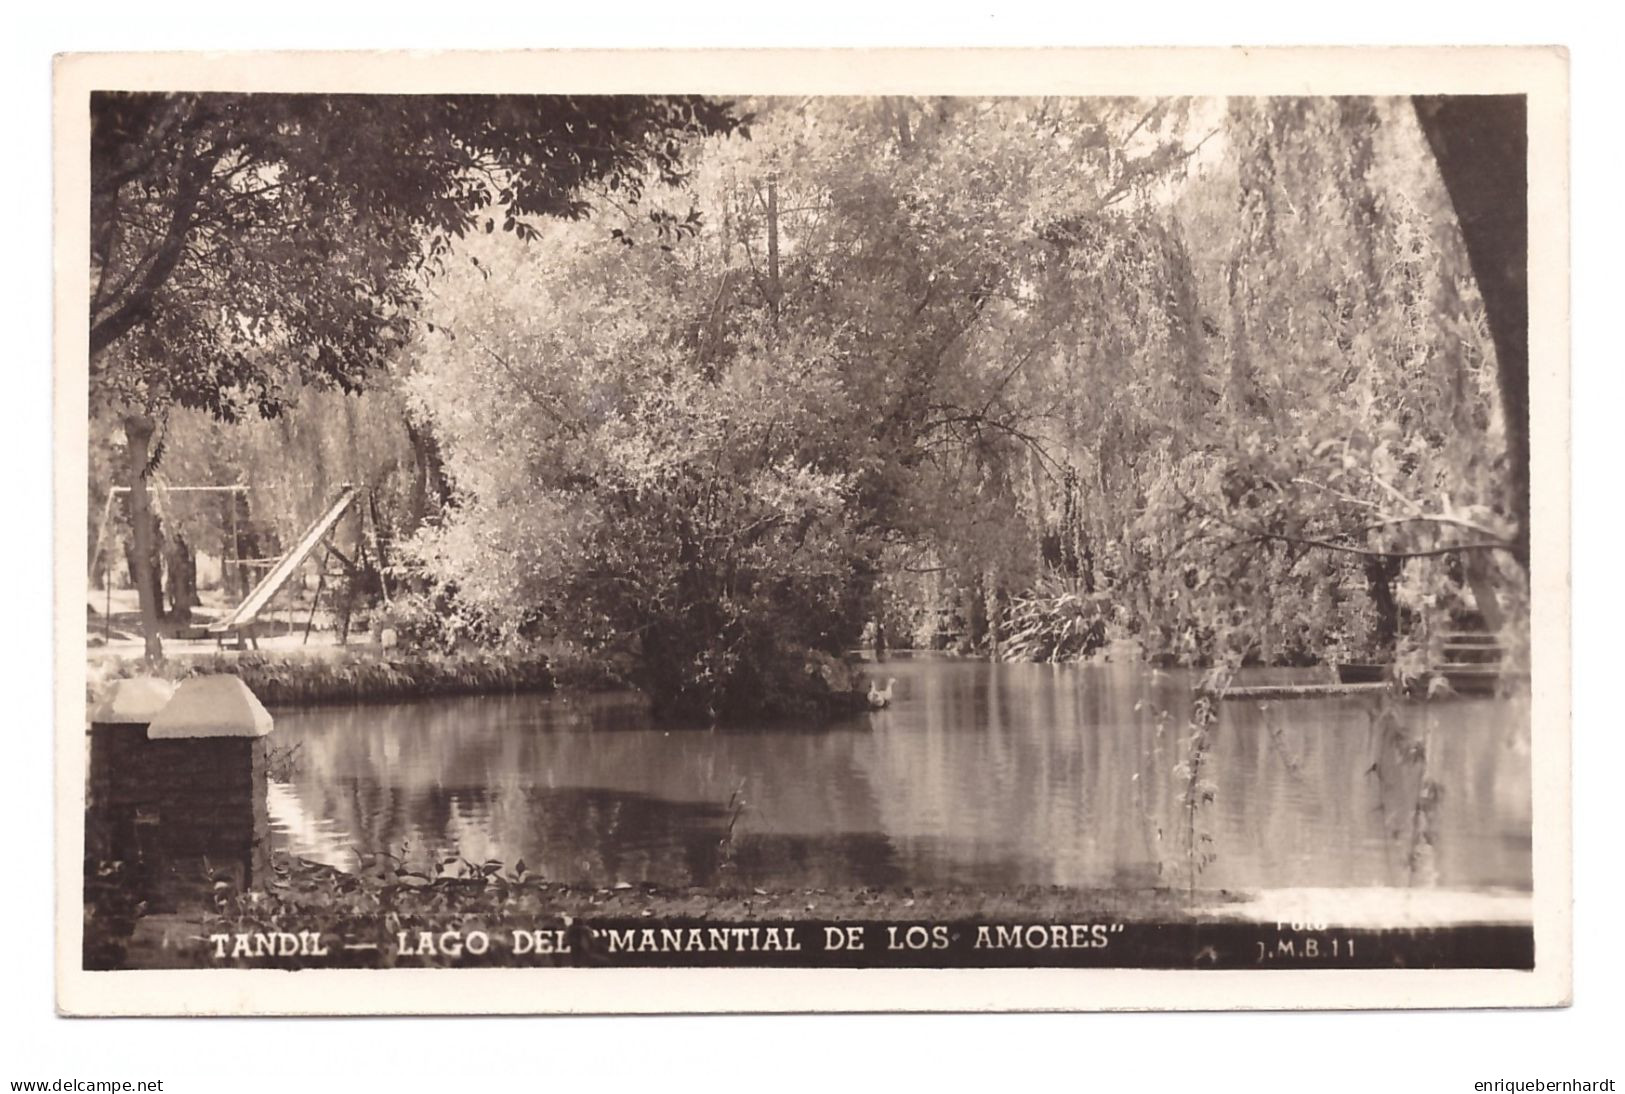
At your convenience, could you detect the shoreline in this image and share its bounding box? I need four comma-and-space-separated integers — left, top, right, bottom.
90, 647, 561, 708
86, 645, 1513, 715
90, 853, 1536, 972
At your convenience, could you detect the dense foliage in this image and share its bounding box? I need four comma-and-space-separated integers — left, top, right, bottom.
90, 92, 742, 416
91, 94, 1525, 715
396, 96, 1520, 715
89, 92, 741, 659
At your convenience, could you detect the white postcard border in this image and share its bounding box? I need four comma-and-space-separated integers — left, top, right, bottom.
54, 45, 1571, 1015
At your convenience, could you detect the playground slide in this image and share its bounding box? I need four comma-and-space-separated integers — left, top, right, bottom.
209, 485, 357, 635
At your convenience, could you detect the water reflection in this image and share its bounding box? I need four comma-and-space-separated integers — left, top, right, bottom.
267, 658, 1531, 893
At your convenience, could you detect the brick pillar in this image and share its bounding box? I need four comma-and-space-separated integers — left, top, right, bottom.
141, 675, 276, 893
87, 677, 177, 868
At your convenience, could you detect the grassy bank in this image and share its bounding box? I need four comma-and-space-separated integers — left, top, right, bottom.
92, 648, 560, 707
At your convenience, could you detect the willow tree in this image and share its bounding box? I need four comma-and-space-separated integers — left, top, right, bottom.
1134, 97, 1522, 669
90, 91, 741, 659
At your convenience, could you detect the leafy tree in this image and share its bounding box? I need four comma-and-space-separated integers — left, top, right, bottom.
404, 214, 868, 718
90, 91, 741, 658
404, 96, 1202, 712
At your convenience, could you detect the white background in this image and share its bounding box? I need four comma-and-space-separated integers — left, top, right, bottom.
6, 4, 1618, 1091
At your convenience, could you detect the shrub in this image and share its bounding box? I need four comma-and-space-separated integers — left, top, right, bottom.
1000, 573, 1112, 664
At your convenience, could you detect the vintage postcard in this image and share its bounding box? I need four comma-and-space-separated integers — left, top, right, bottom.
54, 46, 1571, 1015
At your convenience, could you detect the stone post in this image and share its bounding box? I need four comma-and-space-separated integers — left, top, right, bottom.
90, 672, 276, 903
143, 675, 276, 893
87, 676, 177, 868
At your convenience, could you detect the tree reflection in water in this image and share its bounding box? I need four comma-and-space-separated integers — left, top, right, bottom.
267, 658, 1532, 894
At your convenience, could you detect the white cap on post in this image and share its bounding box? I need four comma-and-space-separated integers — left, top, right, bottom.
89, 676, 177, 725
147, 675, 274, 739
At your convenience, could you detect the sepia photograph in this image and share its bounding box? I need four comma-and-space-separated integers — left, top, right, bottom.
53, 47, 1570, 1016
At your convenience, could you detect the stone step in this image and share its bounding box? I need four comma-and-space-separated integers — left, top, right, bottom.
1437, 632, 1502, 644
1440, 648, 1505, 663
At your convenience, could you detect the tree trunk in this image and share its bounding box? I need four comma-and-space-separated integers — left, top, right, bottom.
962, 577, 988, 653
1465, 555, 1508, 633
984, 573, 1005, 658
1363, 555, 1403, 659
122, 415, 164, 663
223, 488, 263, 601
1413, 96, 1529, 572
1028, 447, 1050, 575
165, 533, 199, 621
765, 174, 782, 323
222, 492, 242, 600
405, 417, 450, 534
1225, 256, 1260, 413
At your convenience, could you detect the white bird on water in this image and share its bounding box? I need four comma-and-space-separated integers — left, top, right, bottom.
867, 676, 897, 709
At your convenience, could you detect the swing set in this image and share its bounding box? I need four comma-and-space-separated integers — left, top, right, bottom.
88, 481, 392, 649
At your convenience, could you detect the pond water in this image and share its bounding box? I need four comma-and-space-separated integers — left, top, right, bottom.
267, 656, 1532, 894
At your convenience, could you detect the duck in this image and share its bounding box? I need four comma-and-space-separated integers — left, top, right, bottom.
867, 676, 897, 709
